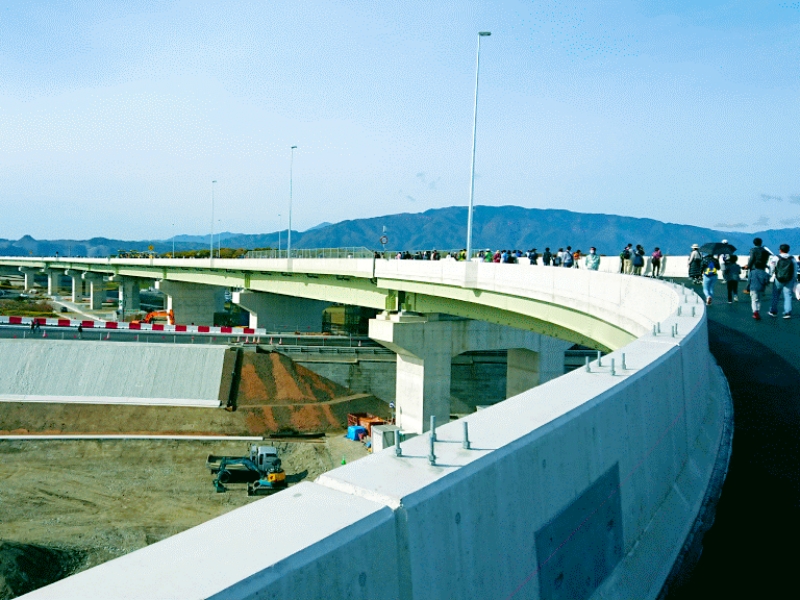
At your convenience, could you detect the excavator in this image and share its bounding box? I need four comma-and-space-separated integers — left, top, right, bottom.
206, 445, 288, 495
130, 309, 175, 325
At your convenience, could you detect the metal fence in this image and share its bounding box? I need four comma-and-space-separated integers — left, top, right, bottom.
245, 247, 375, 259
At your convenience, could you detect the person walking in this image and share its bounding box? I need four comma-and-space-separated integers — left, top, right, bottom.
553, 249, 563, 267
631, 245, 645, 275
768, 244, 796, 319
542, 248, 552, 266
749, 265, 770, 320
77, 323, 83, 340
746, 237, 771, 294
620, 244, 632, 274
701, 253, 720, 305
722, 255, 741, 303
572, 249, 582, 268
651, 247, 663, 278
688, 244, 703, 284
584, 247, 600, 270
563, 247, 574, 268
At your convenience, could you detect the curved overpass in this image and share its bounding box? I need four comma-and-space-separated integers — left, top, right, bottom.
0, 257, 729, 600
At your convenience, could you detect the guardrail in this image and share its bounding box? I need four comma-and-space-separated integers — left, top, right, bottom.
245, 247, 375, 259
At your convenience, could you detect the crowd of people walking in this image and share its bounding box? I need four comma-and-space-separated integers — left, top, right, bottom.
688, 236, 800, 320
385, 239, 800, 322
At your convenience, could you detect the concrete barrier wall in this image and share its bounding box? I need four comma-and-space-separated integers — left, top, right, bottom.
0, 340, 226, 406
18, 265, 726, 600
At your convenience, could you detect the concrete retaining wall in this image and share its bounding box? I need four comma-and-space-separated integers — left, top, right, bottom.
17, 265, 726, 600
0, 340, 226, 406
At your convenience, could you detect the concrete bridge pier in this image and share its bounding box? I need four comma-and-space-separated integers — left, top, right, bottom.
506, 337, 569, 397
18, 267, 38, 292
113, 276, 141, 317
232, 290, 330, 331
156, 280, 225, 326
82, 272, 105, 310
44, 269, 64, 296
65, 270, 85, 302
369, 313, 571, 434
369, 312, 453, 434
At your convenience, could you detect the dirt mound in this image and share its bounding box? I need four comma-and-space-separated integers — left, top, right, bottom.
0, 541, 84, 599
0, 350, 389, 436
240, 394, 391, 435
236, 352, 351, 406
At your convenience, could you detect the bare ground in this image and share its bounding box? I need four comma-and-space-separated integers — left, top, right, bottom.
0, 435, 369, 599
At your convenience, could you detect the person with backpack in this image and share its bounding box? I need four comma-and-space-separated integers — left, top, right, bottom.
620, 244, 632, 274
542, 248, 552, 266
768, 244, 796, 319
631, 245, 645, 275
650, 247, 663, 278
722, 255, 742, 303
563, 247, 574, 268
553, 249, 563, 267
701, 253, 720, 305
688, 244, 703, 284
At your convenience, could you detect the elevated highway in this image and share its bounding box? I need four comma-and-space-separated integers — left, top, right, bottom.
0, 256, 729, 600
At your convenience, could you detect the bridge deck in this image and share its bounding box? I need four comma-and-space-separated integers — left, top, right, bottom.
667, 280, 800, 598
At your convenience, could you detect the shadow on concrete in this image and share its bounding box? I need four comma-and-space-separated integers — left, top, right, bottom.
667, 292, 800, 598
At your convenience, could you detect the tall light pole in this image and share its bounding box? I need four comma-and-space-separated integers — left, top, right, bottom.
172, 223, 175, 258
210, 180, 217, 260
466, 31, 491, 262
288, 146, 297, 257
217, 219, 222, 258
277, 213, 282, 254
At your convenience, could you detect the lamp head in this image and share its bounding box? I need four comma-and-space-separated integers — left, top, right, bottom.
291, 145, 297, 149
479, 31, 491, 36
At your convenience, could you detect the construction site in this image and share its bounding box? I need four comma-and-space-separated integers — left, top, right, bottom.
0, 338, 392, 599
0, 327, 535, 599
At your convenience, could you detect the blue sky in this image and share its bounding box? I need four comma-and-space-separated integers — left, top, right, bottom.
0, 0, 797, 240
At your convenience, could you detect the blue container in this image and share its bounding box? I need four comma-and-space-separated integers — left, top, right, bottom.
346, 425, 367, 441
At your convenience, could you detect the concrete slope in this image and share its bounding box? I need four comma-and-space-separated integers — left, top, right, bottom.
0, 340, 226, 405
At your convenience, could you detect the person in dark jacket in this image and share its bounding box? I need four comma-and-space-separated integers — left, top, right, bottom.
747, 237, 771, 271
542, 248, 552, 266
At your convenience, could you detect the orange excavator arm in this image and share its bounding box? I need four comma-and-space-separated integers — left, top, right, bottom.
132, 309, 175, 325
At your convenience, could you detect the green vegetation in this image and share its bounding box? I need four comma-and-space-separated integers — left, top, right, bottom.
0, 299, 58, 317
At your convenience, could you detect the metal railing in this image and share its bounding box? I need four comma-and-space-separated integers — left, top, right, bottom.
245, 247, 375, 259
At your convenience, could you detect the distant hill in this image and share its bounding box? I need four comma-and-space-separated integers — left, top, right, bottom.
3, 206, 800, 257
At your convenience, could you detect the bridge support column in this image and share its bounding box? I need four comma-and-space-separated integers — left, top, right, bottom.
231, 290, 329, 331
370, 314, 573, 434
506, 338, 567, 397
44, 269, 65, 296
82, 273, 105, 310
369, 312, 453, 434
19, 267, 38, 292
156, 280, 225, 326
65, 270, 85, 302
114, 276, 141, 317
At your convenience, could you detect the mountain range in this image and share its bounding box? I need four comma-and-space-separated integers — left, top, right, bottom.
2, 206, 798, 257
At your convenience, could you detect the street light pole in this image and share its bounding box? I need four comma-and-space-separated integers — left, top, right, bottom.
210, 180, 217, 260
172, 223, 175, 258
288, 146, 297, 257
466, 31, 491, 262
278, 213, 282, 255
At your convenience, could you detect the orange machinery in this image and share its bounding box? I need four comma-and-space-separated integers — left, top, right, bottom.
131, 309, 175, 325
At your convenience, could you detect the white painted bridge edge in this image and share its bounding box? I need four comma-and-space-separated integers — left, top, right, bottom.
17, 263, 724, 600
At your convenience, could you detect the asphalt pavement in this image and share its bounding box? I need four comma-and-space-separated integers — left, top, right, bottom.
667, 279, 800, 598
